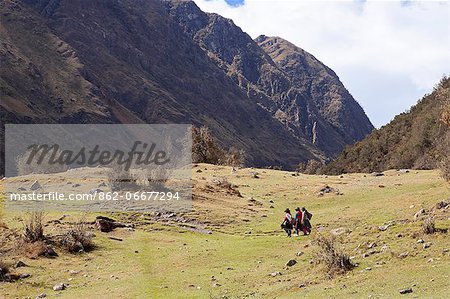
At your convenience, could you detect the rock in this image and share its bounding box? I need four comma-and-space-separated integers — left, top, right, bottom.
371, 172, 384, 177
69, 270, 80, 275
378, 224, 392, 231
414, 209, 426, 221
269, 205, 274, 209
298, 283, 307, 288
367, 242, 376, 249
396, 233, 403, 238
30, 180, 41, 190
35, 293, 47, 299
89, 188, 103, 194
250, 171, 259, 179
319, 185, 334, 193
399, 288, 413, 294
423, 242, 432, 249
44, 246, 58, 257
330, 227, 349, 236
53, 283, 68, 291
17, 187, 26, 191
15, 260, 27, 268
409, 204, 415, 209
365, 267, 372, 271
72, 184, 81, 188
398, 252, 409, 259
378, 185, 385, 188
296, 251, 304, 256
269, 271, 282, 277
286, 259, 297, 267
417, 239, 424, 244
98, 182, 107, 187
20, 273, 31, 279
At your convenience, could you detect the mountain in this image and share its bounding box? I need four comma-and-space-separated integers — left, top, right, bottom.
0, 0, 373, 173
166, 0, 373, 156
321, 77, 450, 174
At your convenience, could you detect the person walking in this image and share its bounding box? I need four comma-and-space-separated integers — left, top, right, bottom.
301, 207, 312, 235
294, 207, 302, 236
281, 208, 293, 237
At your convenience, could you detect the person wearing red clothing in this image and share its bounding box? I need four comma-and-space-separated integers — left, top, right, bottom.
294, 207, 302, 236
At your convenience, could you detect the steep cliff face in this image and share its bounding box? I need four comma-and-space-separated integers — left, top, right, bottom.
1, 0, 323, 173
166, 0, 374, 156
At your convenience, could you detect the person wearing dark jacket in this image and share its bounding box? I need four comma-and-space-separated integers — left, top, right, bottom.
301, 207, 312, 235
281, 208, 293, 237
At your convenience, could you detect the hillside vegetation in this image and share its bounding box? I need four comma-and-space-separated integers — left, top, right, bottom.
321, 77, 450, 175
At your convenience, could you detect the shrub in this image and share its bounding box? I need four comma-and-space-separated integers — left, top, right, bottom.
314, 234, 355, 277
23, 212, 45, 242
423, 217, 436, 234
107, 163, 140, 191
225, 147, 246, 168
192, 126, 226, 164
58, 220, 94, 253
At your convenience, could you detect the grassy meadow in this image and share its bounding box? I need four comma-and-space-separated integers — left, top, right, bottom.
0, 165, 449, 298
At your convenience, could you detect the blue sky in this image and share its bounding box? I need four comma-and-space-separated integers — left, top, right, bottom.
196, 0, 450, 128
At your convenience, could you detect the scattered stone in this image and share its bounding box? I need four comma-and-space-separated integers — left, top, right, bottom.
427, 258, 434, 263
98, 182, 107, 187
378, 185, 385, 188
226, 267, 234, 270
398, 252, 409, 259
269, 271, 282, 277
378, 224, 393, 231
399, 288, 413, 294
319, 185, 334, 193
417, 239, 425, 244
69, 270, 80, 275
35, 293, 47, 299
286, 259, 297, 267
72, 184, 81, 188
362, 253, 369, 258
15, 260, 27, 268
371, 172, 384, 177
398, 169, 410, 173
53, 283, 68, 291
298, 283, 307, 288
269, 200, 274, 203
296, 251, 304, 256
423, 242, 432, 249
17, 187, 26, 191
409, 204, 415, 209
95, 216, 128, 232
89, 188, 103, 194
269, 205, 274, 209
365, 267, 372, 271
330, 227, 349, 236
367, 242, 376, 249
109, 236, 123, 241
250, 171, 259, 179
396, 233, 403, 238
30, 180, 41, 190
20, 273, 31, 279
414, 209, 426, 221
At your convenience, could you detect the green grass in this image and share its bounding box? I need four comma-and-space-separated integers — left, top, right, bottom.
1, 166, 449, 298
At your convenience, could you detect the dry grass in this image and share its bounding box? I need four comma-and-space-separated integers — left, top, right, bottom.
58, 219, 94, 253
23, 211, 45, 242
314, 234, 355, 277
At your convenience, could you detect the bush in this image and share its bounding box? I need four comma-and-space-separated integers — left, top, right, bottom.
423, 217, 436, 234
107, 163, 140, 191
314, 234, 355, 277
225, 147, 246, 168
23, 212, 45, 242
58, 220, 94, 253
192, 126, 226, 164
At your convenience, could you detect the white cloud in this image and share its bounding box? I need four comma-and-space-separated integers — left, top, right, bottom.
194, 0, 450, 127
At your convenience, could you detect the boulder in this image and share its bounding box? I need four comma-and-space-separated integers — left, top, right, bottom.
30, 180, 41, 190
414, 209, 426, 221
286, 259, 297, 267
53, 283, 68, 291
399, 288, 413, 294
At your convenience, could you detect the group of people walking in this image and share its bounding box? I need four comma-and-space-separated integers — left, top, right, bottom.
281, 207, 312, 237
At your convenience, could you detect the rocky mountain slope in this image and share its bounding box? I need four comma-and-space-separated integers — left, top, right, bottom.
321, 77, 450, 174
1, 0, 373, 173
166, 0, 373, 156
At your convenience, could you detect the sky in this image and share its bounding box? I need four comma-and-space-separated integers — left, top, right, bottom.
193, 0, 450, 128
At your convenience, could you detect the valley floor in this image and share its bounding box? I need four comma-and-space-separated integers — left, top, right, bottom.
1, 165, 449, 298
